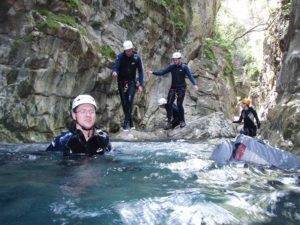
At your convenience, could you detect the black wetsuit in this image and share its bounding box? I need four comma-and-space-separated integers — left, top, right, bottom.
46, 127, 111, 156
152, 64, 196, 123
233, 107, 260, 137
112, 52, 144, 128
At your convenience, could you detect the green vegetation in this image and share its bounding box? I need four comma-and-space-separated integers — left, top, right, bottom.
170, 4, 186, 32
33, 9, 78, 31
282, 0, 292, 14
99, 45, 116, 60
203, 34, 235, 76
64, 0, 83, 9
147, 0, 187, 33
245, 61, 260, 81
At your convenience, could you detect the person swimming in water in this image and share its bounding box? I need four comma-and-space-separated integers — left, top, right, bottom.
46, 94, 112, 156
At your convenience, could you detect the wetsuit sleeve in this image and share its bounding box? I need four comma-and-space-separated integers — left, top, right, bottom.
251, 108, 260, 128
152, 65, 173, 76
183, 65, 197, 85
112, 54, 122, 75
46, 132, 71, 152
233, 112, 243, 123
137, 55, 144, 86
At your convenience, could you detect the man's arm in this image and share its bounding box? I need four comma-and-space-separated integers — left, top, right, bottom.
183, 65, 197, 85
112, 54, 122, 76
136, 54, 144, 86
233, 113, 243, 123
152, 64, 174, 76
251, 108, 261, 128
46, 132, 72, 152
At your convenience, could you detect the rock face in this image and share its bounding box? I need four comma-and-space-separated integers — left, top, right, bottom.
0, 0, 239, 142
259, 0, 300, 153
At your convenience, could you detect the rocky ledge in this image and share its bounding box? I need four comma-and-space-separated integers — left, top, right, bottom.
112, 112, 237, 141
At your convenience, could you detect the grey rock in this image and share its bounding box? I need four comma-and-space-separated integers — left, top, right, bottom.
0, 0, 241, 143
112, 112, 236, 141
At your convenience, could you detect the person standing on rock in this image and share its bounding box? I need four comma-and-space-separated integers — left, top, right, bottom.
158, 97, 180, 129
233, 98, 261, 137
112, 40, 144, 131
46, 94, 112, 156
148, 52, 198, 130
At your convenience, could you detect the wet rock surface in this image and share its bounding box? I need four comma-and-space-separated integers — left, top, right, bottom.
113, 112, 236, 141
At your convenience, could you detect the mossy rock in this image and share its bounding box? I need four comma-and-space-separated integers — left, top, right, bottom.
9, 34, 34, 60
6, 69, 19, 85
17, 80, 34, 99
33, 9, 78, 32
145, 0, 188, 35
98, 45, 116, 60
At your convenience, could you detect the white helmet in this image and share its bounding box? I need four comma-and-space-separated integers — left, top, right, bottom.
123, 40, 133, 50
72, 95, 97, 110
158, 98, 167, 106
172, 52, 182, 59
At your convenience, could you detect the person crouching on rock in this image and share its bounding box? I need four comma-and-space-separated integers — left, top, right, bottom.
46, 94, 112, 156
148, 52, 198, 130
233, 98, 261, 137
158, 97, 180, 130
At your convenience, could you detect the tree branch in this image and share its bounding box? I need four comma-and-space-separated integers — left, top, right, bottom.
231, 14, 279, 44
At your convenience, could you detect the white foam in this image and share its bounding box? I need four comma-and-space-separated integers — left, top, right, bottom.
50, 199, 103, 219
117, 191, 239, 225
161, 158, 211, 179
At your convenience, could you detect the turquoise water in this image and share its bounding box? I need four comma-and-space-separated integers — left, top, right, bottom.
0, 140, 299, 225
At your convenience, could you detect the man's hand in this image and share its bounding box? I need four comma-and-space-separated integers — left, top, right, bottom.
138, 85, 143, 94
147, 70, 152, 79
112, 71, 118, 79
193, 85, 198, 91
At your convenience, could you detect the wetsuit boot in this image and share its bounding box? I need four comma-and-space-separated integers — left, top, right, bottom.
129, 118, 135, 130
164, 121, 172, 130
123, 120, 130, 131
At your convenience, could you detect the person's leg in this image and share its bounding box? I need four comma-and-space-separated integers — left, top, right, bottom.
176, 87, 186, 127
241, 127, 251, 136
166, 89, 176, 122
118, 82, 128, 129
127, 81, 136, 128
249, 127, 257, 137
171, 118, 180, 129
165, 89, 176, 130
